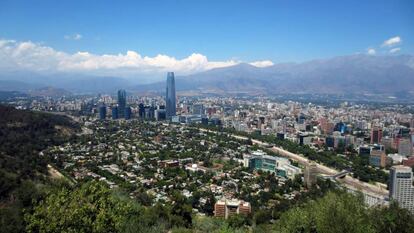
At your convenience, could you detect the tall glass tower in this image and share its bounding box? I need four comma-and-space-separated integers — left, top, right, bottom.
117, 89, 126, 118
166, 72, 176, 119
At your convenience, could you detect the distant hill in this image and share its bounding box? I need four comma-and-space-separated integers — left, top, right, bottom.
136, 54, 414, 97
0, 74, 133, 94
28, 86, 72, 97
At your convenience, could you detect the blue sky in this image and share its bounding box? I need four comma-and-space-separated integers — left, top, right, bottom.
0, 0, 413, 78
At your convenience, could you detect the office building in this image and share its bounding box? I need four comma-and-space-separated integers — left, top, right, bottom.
117, 89, 126, 118
369, 150, 387, 168
138, 103, 145, 118
124, 106, 132, 120
371, 127, 383, 144
98, 105, 106, 120
111, 106, 118, 120
155, 108, 166, 121
245, 150, 301, 179
192, 104, 205, 115
398, 139, 413, 156
389, 165, 414, 214
165, 72, 176, 119
214, 198, 251, 219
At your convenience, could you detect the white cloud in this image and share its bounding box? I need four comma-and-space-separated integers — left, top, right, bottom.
249, 60, 274, 67
389, 47, 401, 54
382, 36, 401, 47
0, 39, 272, 77
367, 48, 376, 55
64, 33, 82, 40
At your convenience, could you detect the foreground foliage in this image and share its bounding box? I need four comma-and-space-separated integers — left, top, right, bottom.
23, 180, 414, 233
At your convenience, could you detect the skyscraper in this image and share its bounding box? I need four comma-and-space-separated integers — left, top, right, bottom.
389, 165, 414, 214
111, 106, 118, 120
138, 103, 145, 118
124, 106, 132, 120
165, 72, 176, 119
117, 89, 126, 118
98, 105, 107, 120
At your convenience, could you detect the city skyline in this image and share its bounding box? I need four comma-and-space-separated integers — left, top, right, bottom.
2, 1, 414, 232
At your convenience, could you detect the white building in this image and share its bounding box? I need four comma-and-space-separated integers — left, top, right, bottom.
398, 139, 413, 157
389, 165, 414, 214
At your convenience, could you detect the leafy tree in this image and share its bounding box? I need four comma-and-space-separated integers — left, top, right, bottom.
25, 181, 140, 233
275, 191, 375, 233
227, 214, 248, 229
371, 201, 414, 233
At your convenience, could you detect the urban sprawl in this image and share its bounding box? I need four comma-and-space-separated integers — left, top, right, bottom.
4, 72, 414, 217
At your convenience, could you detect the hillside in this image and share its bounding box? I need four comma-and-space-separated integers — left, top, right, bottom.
0, 105, 79, 232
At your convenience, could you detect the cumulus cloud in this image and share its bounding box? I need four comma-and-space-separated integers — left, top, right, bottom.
367, 48, 376, 55
382, 36, 401, 47
0, 39, 272, 77
64, 33, 82, 40
389, 47, 401, 54
249, 60, 274, 67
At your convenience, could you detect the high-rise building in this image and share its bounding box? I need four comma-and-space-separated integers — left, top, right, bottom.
398, 138, 413, 156
98, 105, 106, 120
124, 106, 132, 120
389, 165, 414, 214
214, 198, 251, 219
111, 106, 118, 120
155, 106, 166, 121
138, 103, 145, 118
371, 127, 383, 144
165, 72, 176, 119
192, 104, 205, 115
117, 89, 127, 118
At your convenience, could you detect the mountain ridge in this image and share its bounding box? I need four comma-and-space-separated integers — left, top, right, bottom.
0, 54, 413, 97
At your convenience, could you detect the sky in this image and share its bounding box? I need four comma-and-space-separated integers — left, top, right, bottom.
0, 0, 413, 78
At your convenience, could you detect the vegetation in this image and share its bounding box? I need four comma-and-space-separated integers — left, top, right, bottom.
0, 105, 79, 233
274, 191, 414, 233
22, 180, 414, 233
1, 106, 413, 232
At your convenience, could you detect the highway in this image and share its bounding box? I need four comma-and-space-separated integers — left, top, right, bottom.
205, 129, 388, 197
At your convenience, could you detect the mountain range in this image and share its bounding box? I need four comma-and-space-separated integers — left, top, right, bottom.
137, 54, 414, 97
0, 54, 413, 98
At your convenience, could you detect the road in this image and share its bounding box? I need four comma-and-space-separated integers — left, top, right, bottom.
207, 130, 388, 197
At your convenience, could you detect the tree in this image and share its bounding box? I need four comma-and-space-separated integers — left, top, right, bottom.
227, 214, 248, 229
275, 191, 375, 233
371, 201, 414, 233
253, 209, 272, 225
25, 181, 140, 233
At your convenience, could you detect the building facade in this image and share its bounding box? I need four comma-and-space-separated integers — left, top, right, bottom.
166, 72, 176, 119
389, 165, 414, 214
214, 198, 251, 219
111, 106, 118, 120
398, 138, 413, 157
117, 89, 127, 118
371, 127, 383, 144
99, 105, 106, 120
245, 150, 301, 179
